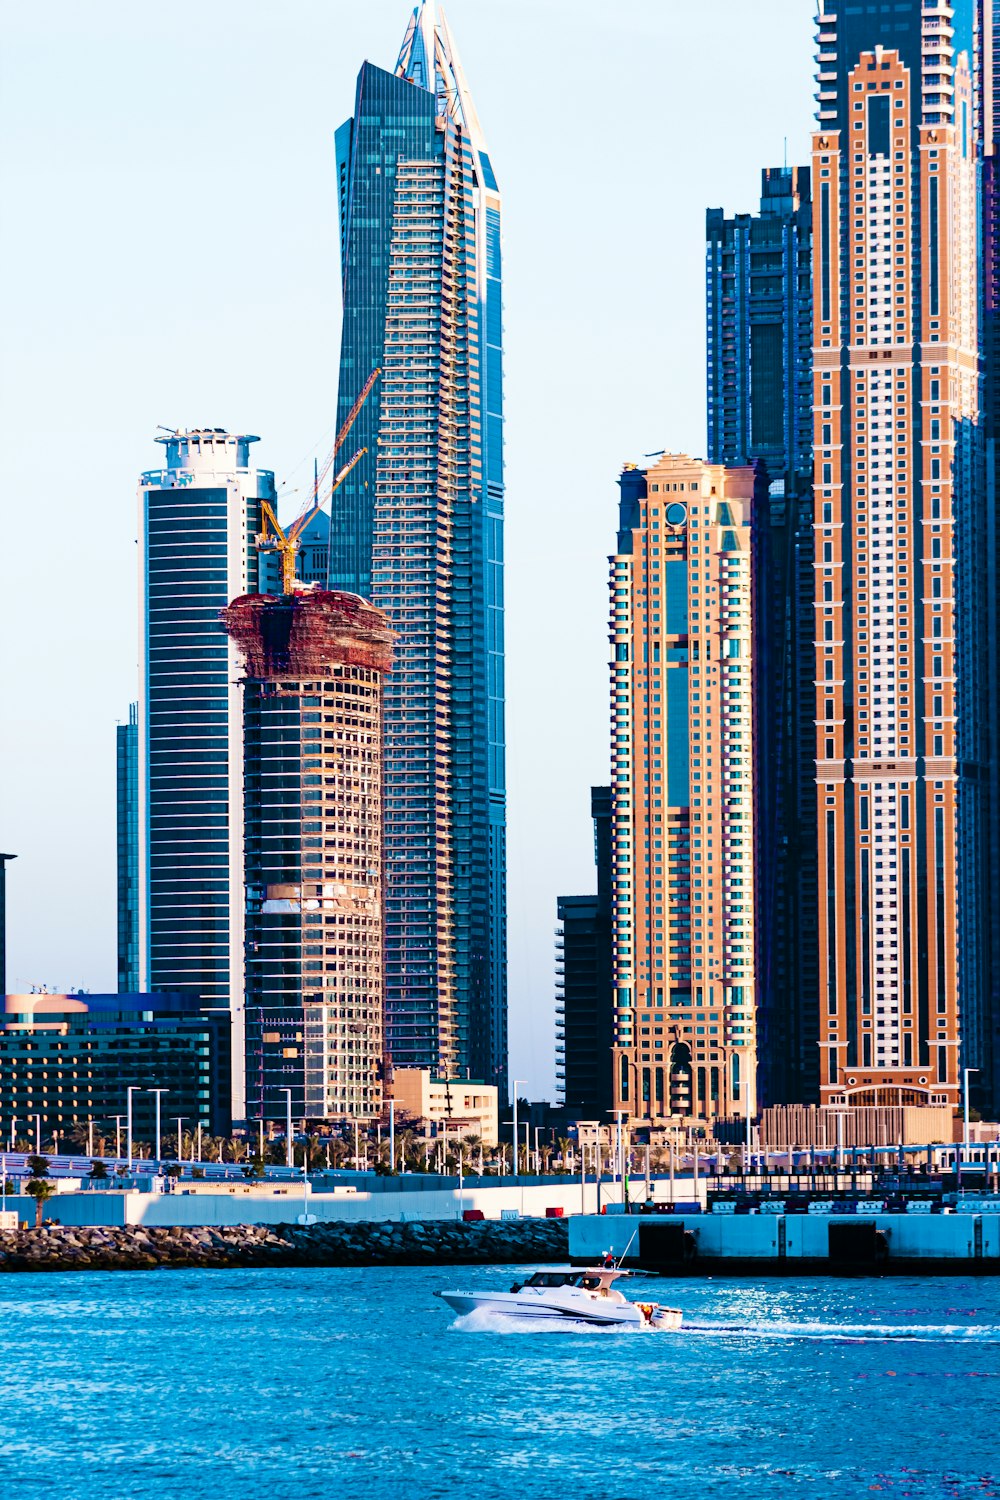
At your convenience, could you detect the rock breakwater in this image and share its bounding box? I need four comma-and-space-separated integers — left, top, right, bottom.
0, 1217, 570, 1273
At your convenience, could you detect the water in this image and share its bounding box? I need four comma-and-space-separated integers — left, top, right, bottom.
0, 1266, 998, 1499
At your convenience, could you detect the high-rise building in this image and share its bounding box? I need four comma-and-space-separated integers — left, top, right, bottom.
706, 168, 819, 1104
555, 786, 614, 1120
610, 455, 763, 1129
0, 853, 15, 996
116, 703, 139, 993
707, 166, 813, 485
330, 1, 506, 1093
811, 0, 986, 1112
138, 429, 275, 1119
220, 588, 394, 1124
978, 1, 1000, 1116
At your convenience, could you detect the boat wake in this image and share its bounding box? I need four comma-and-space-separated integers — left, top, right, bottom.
681, 1319, 1000, 1343
449, 1307, 658, 1335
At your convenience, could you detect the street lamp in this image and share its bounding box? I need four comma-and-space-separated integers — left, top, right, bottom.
511, 1080, 526, 1182
175, 1117, 188, 1166
147, 1089, 168, 1163
279, 1088, 293, 1169
962, 1067, 980, 1186
126, 1086, 140, 1170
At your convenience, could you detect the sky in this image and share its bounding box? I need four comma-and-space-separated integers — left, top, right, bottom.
0, 0, 815, 1100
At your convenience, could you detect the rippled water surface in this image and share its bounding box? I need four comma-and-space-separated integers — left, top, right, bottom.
1, 1266, 998, 1499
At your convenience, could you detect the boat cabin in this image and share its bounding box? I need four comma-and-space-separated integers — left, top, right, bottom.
521, 1270, 626, 1295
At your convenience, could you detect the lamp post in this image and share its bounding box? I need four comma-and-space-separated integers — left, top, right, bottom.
175, 1117, 187, 1165
125, 1086, 140, 1169
389, 1098, 395, 1175
962, 1067, 980, 1188
114, 1116, 124, 1159
147, 1089, 168, 1163
279, 1088, 293, 1169
34, 1114, 41, 1155
511, 1079, 525, 1182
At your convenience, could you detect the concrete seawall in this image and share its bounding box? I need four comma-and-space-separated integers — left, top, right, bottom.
0, 1216, 570, 1273
7, 1180, 599, 1229
570, 1209, 1000, 1274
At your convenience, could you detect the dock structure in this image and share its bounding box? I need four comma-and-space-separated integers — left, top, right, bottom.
570, 1202, 1000, 1274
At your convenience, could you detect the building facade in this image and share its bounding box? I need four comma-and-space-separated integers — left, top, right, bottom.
330, 2, 507, 1093
220, 589, 394, 1124
116, 703, 139, 993
811, 0, 985, 1111
706, 167, 819, 1104
610, 456, 762, 1130
0, 993, 230, 1140
555, 786, 615, 1120
138, 429, 274, 1120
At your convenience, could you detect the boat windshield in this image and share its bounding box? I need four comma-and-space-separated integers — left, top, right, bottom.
525, 1273, 599, 1290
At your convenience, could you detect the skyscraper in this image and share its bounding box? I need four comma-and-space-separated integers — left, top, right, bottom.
707, 166, 813, 486
330, 2, 506, 1092
610, 455, 763, 1129
706, 168, 819, 1104
116, 702, 139, 993
220, 589, 394, 1123
555, 786, 614, 1120
138, 428, 274, 1119
811, 0, 985, 1112
978, 1, 1000, 1115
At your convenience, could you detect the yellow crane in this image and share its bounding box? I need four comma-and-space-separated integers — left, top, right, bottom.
257, 368, 380, 595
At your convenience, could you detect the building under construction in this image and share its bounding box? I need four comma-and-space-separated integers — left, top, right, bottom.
220, 588, 394, 1124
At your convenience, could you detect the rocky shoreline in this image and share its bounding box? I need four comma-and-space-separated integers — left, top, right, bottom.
0, 1217, 570, 1273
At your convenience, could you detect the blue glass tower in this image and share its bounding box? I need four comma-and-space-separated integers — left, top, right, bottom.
706, 168, 818, 1107
116, 702, 140, 993
330, 2, 506, 1093
138, 428, 274, 1119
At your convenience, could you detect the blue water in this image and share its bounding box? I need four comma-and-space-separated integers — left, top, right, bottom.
0, 1267, 998, 1500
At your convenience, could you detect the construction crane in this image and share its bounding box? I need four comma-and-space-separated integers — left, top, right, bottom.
257, 369, 380, 595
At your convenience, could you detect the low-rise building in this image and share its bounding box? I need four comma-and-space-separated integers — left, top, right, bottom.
0, 993, 230, 1140
388, 1069, 498, 1146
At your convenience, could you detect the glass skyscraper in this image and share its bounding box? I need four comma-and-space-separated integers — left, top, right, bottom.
116, 702, 139, 993
706, 168, 819, 1106
138, 429, 274, 1119
330, 2, 506, 1093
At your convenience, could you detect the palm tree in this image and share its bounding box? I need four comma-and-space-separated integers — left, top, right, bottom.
25, 1179, 56, 1227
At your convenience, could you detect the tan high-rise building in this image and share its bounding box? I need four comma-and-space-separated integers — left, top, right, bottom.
610, 455, 761, 1129
221, 589, 394, 1124
811, 3, 983, 1112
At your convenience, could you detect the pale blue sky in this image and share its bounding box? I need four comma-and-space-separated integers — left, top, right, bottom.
0, 0, 814, 1098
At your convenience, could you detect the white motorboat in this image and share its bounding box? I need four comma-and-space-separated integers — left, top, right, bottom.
436, 1266, 682, 1330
